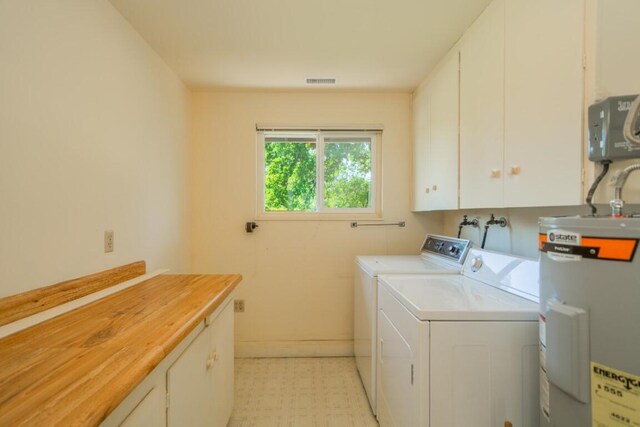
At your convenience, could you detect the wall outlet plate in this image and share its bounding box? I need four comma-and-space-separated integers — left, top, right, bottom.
234, 299, 245, 312
104, 230, 114, 253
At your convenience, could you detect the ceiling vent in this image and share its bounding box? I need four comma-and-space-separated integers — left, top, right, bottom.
306, 78, 336, 85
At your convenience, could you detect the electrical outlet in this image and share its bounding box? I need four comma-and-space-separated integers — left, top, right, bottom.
234, 299, 245, 313
104, 230, 114, 253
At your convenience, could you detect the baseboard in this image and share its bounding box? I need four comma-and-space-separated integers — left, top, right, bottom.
235, 340, 354, 358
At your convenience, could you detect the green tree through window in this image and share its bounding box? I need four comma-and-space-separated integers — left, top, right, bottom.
262, 132, 377, 213
323, 141, 371, 209
264, 141, 316, 211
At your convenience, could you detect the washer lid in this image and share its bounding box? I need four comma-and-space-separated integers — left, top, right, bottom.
379, 274, 538, 321
356, 255, 461, 277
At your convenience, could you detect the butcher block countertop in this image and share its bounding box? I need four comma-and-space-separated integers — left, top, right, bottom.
0, 273, 242, 426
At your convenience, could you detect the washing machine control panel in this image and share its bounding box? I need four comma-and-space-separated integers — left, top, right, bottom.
421, 235, 471, 263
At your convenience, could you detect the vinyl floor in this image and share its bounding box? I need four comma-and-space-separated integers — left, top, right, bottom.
227, 357, 379, 427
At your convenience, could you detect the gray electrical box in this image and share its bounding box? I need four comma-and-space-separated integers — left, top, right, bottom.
588, 95, 640, 161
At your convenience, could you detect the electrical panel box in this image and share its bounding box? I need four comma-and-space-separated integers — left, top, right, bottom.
588, 95, 640, 161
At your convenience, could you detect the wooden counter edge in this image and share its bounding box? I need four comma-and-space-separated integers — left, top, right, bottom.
159, 274, 243, 356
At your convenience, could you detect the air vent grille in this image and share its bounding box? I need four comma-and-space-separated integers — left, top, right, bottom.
306, 78, 336, 84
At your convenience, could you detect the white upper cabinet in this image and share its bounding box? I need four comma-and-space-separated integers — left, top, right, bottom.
503, 0, 584, 207
458, 0, 585, 208
428, 52, 460, 211
459, 0, 505, 209
412, 51, 460, 211
412, 82, 431, 211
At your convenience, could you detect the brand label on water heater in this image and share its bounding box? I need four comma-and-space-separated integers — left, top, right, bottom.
538, 234, 639, 263
543, 230, 583, 261
591, 362, 640, 426
547, 230, 581, 245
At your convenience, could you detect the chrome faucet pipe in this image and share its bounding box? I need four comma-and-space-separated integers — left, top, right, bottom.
610, 164, 640, 217
457, 215, 479, 238
481, 214, 507, 249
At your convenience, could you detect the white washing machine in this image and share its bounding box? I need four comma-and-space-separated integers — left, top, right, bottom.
377, 248, 540, 427
354, 234, 471, 414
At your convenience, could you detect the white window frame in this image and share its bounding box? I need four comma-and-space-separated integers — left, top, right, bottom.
257, 130, 382, 220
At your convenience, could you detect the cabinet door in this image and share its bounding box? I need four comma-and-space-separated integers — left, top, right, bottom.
428, 51, 460, 211
460, 0, 505, 209
167, 325, 213, 427
209, 300, 234, 427
166, 300, 234, 427
119, 387, 164, 427
504, 0, 584, 207
412, 84, 431, 211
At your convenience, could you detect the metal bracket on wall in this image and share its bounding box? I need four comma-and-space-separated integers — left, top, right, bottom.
350, 221, 405, 228
245, 222, 259, 233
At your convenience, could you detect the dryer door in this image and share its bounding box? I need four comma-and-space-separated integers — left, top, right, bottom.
377, 307, 418, 427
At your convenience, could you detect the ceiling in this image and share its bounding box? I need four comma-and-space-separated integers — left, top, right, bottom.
109, 0, 491, 91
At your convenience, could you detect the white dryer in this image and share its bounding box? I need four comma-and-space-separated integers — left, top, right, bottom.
354, 235, 471, 414
377, 248, 540, 427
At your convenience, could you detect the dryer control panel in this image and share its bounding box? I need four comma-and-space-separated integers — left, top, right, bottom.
421, 235, 471, 263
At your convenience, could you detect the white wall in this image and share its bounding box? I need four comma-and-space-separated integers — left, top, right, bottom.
441, 207, 584, 259
0, 0, 191, 298
190, 91, 443, 356
585, 0, 640, 203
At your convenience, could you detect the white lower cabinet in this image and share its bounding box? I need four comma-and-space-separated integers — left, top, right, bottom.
167, 298, 234, 427
119, 387, 164, 427
412, 50, 460, 212
100, 296, 235, 427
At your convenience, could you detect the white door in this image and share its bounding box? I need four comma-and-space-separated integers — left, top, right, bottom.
503, 0, 585, 207
430, 321, 539, 427
378, 308, 417, 427
428, 51, 460, 211
460, 0, 505, 208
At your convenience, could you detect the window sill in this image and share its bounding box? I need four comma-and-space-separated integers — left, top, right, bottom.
255, 212, 383, 221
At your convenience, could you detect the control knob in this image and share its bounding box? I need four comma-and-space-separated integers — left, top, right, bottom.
448, 245, 460, 256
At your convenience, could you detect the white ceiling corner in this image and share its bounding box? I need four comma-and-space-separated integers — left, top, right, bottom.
109, 0, 491, 91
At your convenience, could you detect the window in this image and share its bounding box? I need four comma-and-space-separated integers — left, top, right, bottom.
257, 130, 380, 218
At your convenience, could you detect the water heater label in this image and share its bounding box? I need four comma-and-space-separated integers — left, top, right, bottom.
591, 362, 640, 426
539, 234, 638, 262
547, 230, 581, 245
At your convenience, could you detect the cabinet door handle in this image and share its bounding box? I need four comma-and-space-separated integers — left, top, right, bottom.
509, 165, 521, 175
490, 169, 501, 178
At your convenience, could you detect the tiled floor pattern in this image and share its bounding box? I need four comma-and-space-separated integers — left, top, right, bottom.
228, 357, 379, 427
